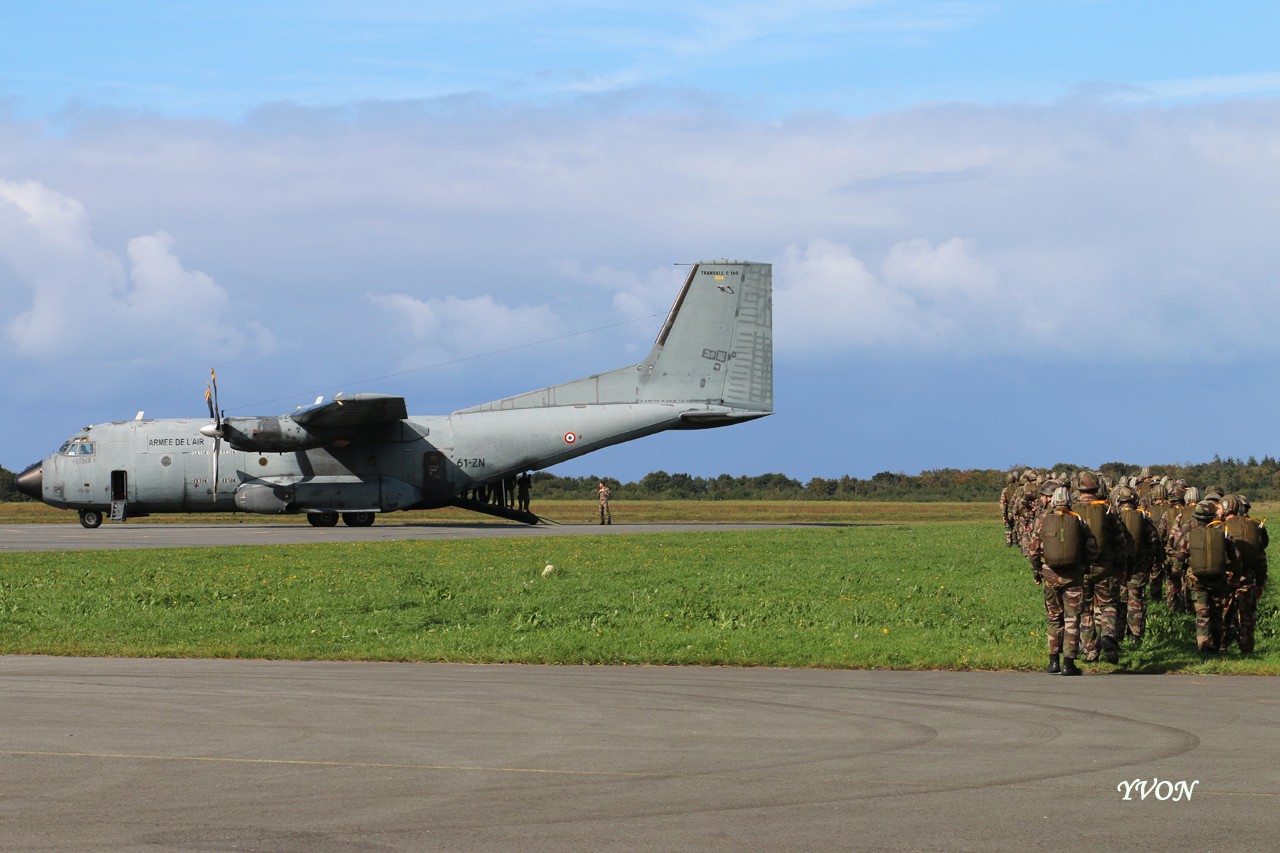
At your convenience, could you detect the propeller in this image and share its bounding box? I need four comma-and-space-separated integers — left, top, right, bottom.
202, 368, 223, 497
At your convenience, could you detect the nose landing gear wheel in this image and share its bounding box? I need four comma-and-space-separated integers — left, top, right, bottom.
78, 509, 104, 529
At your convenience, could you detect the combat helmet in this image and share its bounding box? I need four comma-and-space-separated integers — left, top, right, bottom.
1192, 500, 1218, 522
1051, 486, 1072, 508
1039, 480, 1065, 497
1113, 485, 1137, 505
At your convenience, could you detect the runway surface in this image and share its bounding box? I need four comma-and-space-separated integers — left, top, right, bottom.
0, 521, 810, 553
2, 656, 1277, 851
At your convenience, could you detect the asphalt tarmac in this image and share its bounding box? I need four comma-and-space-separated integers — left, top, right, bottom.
4, 522, 1278, 850
2, 657, 1277, 851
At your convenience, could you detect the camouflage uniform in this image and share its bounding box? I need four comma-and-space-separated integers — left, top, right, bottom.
1028, 489, 1098, 675
1014, 473, 1043, 556
1160, 487, 1199, 613
1073, 474, 1134, 664
597, 482, 612, 524
1221, 496, 1268, 653
1144, 484, 1170, 590
1114, 488, 1161, 643
1000, 473, 1018, 547
1167, 501, 1239, 653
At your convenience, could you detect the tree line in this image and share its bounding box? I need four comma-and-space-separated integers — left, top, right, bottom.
517, 455, 1280, 501
6, 456, 1280, 503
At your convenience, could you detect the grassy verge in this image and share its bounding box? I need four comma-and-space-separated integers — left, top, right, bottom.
2, 523, 1275, 673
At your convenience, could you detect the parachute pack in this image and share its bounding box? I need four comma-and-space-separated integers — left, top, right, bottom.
1075, 499, 1110, 567
1187, 522, 1228, 576
1040, 510, 1083, 570
1119, 505, 1147, 556
1225, 516, 1262, 577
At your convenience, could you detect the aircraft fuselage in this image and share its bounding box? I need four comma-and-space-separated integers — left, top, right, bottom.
15, 258, 774, 527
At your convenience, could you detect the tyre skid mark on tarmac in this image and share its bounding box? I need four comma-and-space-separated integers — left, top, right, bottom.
5, 750, 665, 777
545, 679, 1204, 811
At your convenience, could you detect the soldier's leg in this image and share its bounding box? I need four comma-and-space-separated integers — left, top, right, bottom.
1061, 582, 1084, 675
1080, 581, 1099, 661
1166, 569, 1185, 613
1189, 577, 1219, 652
1126, 571, 1148, 641
1237, 584, 1257, 653
1043, 583, 1065, 656
1116, 578, 1129, 640
1096, 576, 1120, 663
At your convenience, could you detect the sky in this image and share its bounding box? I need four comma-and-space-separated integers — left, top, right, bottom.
4, 1, 1280, 483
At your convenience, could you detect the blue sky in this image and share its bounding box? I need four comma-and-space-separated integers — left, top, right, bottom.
4, 1, 1280, 482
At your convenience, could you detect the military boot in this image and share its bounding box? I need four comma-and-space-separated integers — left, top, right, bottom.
1046, 654, 1060, 674
1061, 658, 1082, 676
1101, 636, 1120, 665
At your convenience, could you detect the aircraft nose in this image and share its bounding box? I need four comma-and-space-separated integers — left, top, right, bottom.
15, 461, 43, 500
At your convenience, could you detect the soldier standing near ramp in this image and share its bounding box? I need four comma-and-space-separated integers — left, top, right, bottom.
1029, 486, 1098, 676
598, 481, 612, 525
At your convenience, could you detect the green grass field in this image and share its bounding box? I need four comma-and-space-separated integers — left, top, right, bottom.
2, 515, 1275, 673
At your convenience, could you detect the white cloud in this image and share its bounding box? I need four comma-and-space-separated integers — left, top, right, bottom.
0, 179, 276, 362
5, 95, 1280, 371
367, 290, 560, 369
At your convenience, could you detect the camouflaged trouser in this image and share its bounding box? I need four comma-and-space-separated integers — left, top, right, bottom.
1080, 574, 1119, 660
1188, 573, 1227, 652
1118, 570, 1148, 641
1165, 566, 1189, 613
1041, 568, 1085, 656
1224, 579, 1257, 653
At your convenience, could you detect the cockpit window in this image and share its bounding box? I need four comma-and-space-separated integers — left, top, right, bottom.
59, 438, 95, 456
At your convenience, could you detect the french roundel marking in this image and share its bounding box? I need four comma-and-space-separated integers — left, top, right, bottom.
564, 432, 578, 444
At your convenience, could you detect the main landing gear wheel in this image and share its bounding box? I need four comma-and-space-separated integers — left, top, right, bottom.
308, 511, 340, 528
78, 509, 104, 529
342, 511, 376, 527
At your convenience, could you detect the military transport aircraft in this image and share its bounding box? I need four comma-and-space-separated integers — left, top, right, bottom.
15, 260, 772, 528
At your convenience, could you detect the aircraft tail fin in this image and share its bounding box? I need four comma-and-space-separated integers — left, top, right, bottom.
638, 260, 773, 414
461, 259, 772, 415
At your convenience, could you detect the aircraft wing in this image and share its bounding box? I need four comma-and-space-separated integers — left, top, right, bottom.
292, 393, 408, 430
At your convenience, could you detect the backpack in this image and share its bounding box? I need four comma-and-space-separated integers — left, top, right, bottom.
1118, 505, 1147, 556
1225, 516, 1261, 577
1187, 522, 1227, 576
1040, 510, 1082, 570
1075, 500, 1110, 561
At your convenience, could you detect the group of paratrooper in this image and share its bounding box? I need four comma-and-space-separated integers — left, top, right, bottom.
1000, 468, 1268, 675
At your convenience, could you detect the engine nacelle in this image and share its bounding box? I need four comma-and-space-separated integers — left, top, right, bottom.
220, 416, 324, 452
